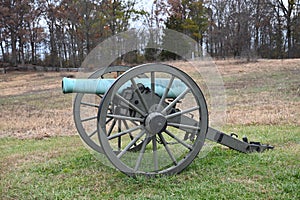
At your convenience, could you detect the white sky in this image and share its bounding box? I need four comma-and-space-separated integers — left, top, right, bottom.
135, 0, 154, 11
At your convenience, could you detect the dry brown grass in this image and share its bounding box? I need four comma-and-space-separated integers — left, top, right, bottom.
0, 59, 299, 139
218, 59, 300, 125
0, 72, 76, 139
215, 58, 300, 74
173, 59, 300, 125
0, 72, 61, 96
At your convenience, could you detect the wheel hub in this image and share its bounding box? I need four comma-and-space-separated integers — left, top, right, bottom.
145, 112, 167, 136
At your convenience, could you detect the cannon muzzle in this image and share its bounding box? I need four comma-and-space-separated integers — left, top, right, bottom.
62, 77, 115, 94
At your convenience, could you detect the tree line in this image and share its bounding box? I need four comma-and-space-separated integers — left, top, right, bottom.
0, 0, 141, 67
205, 0, 300, 59
1, 0, 300, 68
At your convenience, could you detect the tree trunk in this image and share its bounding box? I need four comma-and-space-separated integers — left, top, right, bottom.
11, 33, 17, 66
20, 42, 25, 65
254, 0, 260, 52
31, 41, 35, 64
287, 19, 292, 58
0, 40, 6, 62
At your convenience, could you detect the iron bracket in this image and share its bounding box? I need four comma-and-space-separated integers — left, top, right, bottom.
206, 127, 274, 153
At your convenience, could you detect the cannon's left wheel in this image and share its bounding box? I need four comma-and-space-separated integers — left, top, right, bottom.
97, 63, 208, 176
73, 66, 130, 153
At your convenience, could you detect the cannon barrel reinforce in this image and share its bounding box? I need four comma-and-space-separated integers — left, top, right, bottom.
62, 77, 188, 98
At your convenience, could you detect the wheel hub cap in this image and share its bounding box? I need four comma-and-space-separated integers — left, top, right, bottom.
145, 112, 167, 136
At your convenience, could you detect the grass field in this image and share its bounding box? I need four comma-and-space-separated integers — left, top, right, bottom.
0, 59, 299, 199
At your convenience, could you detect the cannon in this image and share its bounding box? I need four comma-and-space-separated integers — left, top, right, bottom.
62, 63, 273, 177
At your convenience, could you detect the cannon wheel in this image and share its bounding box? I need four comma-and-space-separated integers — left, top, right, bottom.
97, 63, 208, 176
73, 66, 130, 153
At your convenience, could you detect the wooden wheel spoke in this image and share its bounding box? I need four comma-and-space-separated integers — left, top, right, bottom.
162, 88, 190, 113
115, 94, 146, 117
80, 102, 99, 108
106, 117, 113, 124
108, 125, 143, 140
107, 119, 117, 137
158, 133, 178, 165
134, 137, 150, 172
151, 72, 155, 95
106, 114, 144, 122
81, 116, 97, 122
130, 78, 149, 111
122, 120, 135, 143
168, 122, 200, 131
88, 129, 97, 138
166, 106, 199, 119
117, 130, 146, 159
152, 137, 158, 171
159, 75, 175, 107
117, 120, 122, 150
164, 130, 193, 150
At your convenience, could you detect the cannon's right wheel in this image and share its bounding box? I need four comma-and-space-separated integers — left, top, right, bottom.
73, 66, 130, 153
97, 63, 208, 176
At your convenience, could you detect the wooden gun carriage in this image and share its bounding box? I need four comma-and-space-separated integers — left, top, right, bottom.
62, 63, 273, 177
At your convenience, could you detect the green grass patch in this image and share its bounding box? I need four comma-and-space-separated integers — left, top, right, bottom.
1, 125, 299, 199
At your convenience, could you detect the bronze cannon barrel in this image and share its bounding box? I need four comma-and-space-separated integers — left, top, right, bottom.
62, 77, 188, 98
